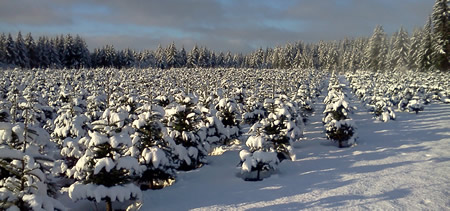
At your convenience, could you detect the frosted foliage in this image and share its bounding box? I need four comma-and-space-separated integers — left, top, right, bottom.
174, 144, 191, 166
240, 150, 279, 173
0, 149, 67, 211
93, 157, 115, 174
68, 182, 141, 203
141, 146, 169, 168
323, 76, 356, 147
246, 135, 265, 149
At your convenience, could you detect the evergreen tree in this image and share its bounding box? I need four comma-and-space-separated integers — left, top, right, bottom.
323, 79, 357, 148
130, 104, 176, 190
163, 92, 207, 170
5, 33, 17, 67
365, 25, 388, 71
215, 98, 241, 145
216, 52, 225, 67
0, 89, 66, 210
64, 34, 76, 68
224, 51, 232, 68
392, 27, 410, 70
56, 35, 67, 68
417, 18, 435, 71
74, 35, 90, 68
123, 48, 136, 68
155, 45, 167, 69
0, 33, 7, 66
198, 47, 210, 68
37, 37, 50, 68
178, 47, 187, 67
431, 0, 450, 70
49, 38, 62, 68
408, 28, 423, 70
15, 32, 30, 68
187, 45, 199, 68
165, 42, 178, 69
24, 33, 38, 68
66, 108, 142, 211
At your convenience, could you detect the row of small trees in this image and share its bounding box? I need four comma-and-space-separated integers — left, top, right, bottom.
347, 70, 450, 120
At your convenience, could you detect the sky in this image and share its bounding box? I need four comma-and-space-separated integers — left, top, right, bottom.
0, 0, 435, 53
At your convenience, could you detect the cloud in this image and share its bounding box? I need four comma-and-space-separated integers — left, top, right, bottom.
0, 0, 436, 53
0, 0, 73, 25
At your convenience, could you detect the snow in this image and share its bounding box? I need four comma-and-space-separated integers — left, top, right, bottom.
116, 156, 142, 174
88, 131, 108, 146
0, 147, 24, 160
134, 79, 450, 211
175, 144, 191, 165
68, 182, 141, 203
110, 132, 132, 148
141, 147, 168, 168
246, 135, 265, 149
93, 157, 115, 174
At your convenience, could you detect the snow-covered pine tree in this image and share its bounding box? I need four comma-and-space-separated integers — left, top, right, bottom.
0, 90, 66, 211
417, 18, 435, 71
215, 98, 241, 145
164, 92, 207, 170
431, 0, 450, 70
73, 35, 91, 68
5, 33, 17, 67
408, 28, 422, 70
129, 104, 177, 190
371, 95, 396, 122
66, 108, 142, 211
295, 83, 313, 113
243, 95, 267, 125
392, 27, 410, 71
56, 35, 66, 68
51, 88, 90, 170
239, 97, 302, 181
155, 45, 167, 69
14, 32, 30, 69
166, 42, 178, 69
406, 96, 425, 114
49, 37, 62, 68
365, 25, 388, 71
24, 33, 39, 69
323, 80, 356, 148
197, 104, 228, 153
0, 33, 6, 66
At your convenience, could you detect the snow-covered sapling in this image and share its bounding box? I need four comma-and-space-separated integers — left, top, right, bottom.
130, 104, 176, 190
0, 97, 66, 211
407, 96, 424, 114
371, 96, 396, 122
164, 92, 208, 171
323, 84, 357, 148
65, 108, 142, 211
215, 98, 241, 145
239, 98, 301, 181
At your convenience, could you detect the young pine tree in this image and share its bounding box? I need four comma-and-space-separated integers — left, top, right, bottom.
65, 108, 142, 211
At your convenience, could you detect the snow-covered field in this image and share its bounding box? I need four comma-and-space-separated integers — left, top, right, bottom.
1, 68, 449, 211
140, 80, 450, 211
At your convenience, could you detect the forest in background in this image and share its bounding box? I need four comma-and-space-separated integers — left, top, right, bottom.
0, 0, 449, 72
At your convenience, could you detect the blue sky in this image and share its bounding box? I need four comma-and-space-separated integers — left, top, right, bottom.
0, 0, 434, 53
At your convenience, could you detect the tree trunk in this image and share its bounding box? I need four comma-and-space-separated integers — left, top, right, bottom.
339, 140, 343, 148
106, 197, 112, 211
257, 169, 261, 181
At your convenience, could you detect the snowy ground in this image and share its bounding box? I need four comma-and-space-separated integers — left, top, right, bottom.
136, 78, 450, 211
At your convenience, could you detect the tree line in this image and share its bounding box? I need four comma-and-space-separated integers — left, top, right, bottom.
0, 0, 448, 71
